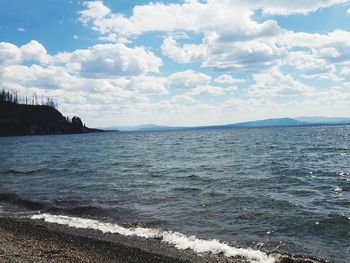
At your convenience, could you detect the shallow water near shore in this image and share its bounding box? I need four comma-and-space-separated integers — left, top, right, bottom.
0, 126, 349, 262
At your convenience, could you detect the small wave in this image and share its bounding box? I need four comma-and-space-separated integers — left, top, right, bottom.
331, 187, 342, 193
2, 167, 71, 176
31, 213, 276, 263
0, 193, 46, 210
335, 171, 349, 177
3, 168, 40, 175
47, 205, 103, 216
173, 187, 201, 192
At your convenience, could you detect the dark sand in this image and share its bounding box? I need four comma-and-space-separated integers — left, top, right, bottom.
0, 217, 329, 263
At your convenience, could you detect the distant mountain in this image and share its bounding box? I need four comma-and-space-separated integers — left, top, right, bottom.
103, 124, 183, 132
295, 117, 350, 124
104, 117, 350, 132
226, 118, 309, 128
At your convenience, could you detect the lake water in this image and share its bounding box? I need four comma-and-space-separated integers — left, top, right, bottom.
0, 126, 349, 262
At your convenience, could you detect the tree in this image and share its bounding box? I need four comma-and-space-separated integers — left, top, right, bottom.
72, 116, 83, 127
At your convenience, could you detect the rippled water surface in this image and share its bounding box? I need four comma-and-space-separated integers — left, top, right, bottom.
1, 126, 349, 262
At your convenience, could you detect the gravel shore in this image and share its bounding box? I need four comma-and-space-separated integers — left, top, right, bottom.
0, 216, 330, 263
0, 217, 235, 263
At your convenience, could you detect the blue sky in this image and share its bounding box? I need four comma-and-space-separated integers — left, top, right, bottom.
1, 0, 350, 127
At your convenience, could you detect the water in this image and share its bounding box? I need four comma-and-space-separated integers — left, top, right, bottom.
0, 126, 349, 262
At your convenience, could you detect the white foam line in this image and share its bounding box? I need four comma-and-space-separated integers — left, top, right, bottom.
31, 213, 276, 263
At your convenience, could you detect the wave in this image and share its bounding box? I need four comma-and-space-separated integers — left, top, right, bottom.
2, 168, 41, 175
1, 167, 71, 176
0, 193, 108, 217
0, 193, 46, 210
172, 187, 202, 192
31, 213, 276, 263
46, 205, 104, 216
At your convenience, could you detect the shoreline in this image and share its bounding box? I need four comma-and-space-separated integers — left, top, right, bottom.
0, 216, 231, 263
0, 215, 331, 263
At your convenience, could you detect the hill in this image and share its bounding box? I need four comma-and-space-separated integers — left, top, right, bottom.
105, 117, 350, 132
0, 101, 101, 136
104, 124, 183, 132
295, 116, 350, 124
226, 118, 308, 128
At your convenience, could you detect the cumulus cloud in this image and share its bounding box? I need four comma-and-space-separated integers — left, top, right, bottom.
340, 67, 350, 81
203, 36, 286, 72
248, 68, 315, 98
126, 75, 167, 94
283, 30, 350, 63
56, 43, 162, 78
78, 1, 350, 74
166, 70, 211, 90
79, 1, 282, 72
21, 40, 52, 64
241, 0, 348, 15
214, 74, 245, 85
287, 51, 338, 80
0, 42, 22, 66
0, 40, 51, 66
171, 95, 197, 105
79, 1, 111, 24
187, 85, 226, 96
79, 1, 345, 36
79, 1, 206, 36
161, 37, 206, 64
0, 64, 74, 90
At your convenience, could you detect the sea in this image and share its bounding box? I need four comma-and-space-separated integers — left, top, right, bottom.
0, 125, 349, 263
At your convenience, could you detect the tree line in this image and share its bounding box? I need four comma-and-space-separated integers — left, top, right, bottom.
0, 89, 58, 109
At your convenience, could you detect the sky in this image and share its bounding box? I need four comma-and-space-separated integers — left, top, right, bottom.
1, 0, 350, 127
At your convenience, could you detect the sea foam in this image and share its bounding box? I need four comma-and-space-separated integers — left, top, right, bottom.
31, 213, 276, 263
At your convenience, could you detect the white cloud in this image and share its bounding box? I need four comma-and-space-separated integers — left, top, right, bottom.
249, 68, 314, 98
78, 0, 284, 46
58, 43, 162, 78
0, 64, 74, 90
340, 67, 350, 81
171, 95, 197, 105
214, 74, 245, 85
283, 30, 350, 63
126, 75, 167, 94
16, 27, 26, 32
166, 70, 211, 90
79, 1, 111, 23
0, 40, 51, 66
242, 0, 348, 15
161, 37, 206, 64
0, 42, 22, 65
79, 1, 206, 36
78, 1, 350, 74
21, 40, 51, 64
79, 1, 345, 37
187, 85, 226, 96
287, 51, 339, 80
203, 35, 286, 72
98, 34, 130, 43
223, 86, 239, 93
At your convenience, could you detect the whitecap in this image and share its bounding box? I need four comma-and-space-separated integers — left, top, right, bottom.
31, 213, 276, 263
332, 187, 342, 193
